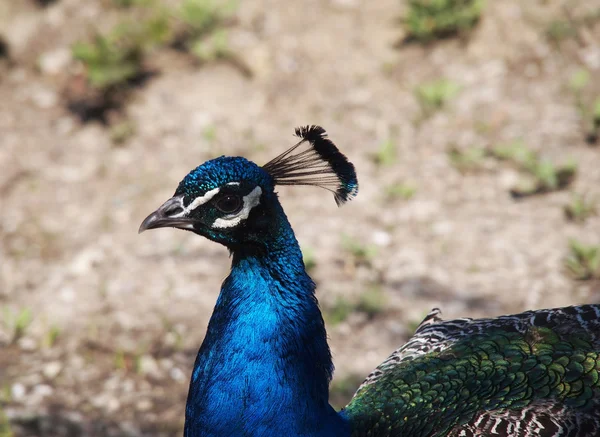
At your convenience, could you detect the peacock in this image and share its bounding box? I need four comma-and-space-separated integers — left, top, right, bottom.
139, 125, 600, 437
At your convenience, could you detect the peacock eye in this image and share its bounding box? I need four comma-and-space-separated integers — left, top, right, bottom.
214, 194, 242, 214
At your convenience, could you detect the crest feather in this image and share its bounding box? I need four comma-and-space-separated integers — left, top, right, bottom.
262, 125, 358, 206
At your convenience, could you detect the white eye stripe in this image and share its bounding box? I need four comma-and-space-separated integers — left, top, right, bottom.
187, 187, 221, 212
168, 187, 221, 218
212, 186, 262, 229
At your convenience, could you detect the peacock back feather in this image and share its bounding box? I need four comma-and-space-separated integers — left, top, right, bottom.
344, 305, 600, 437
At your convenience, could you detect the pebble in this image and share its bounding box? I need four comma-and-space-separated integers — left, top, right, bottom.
170, 367, 186, 382
136, 399, 153, 411
138, 355, 162, 378
30, 86, 58, 109
11, 383, 26, 400
31, 384, 53, 403
43, 361, 62, 379
38, 48, 71, 76
18, 337, 37, 351
371, 230, 391, 247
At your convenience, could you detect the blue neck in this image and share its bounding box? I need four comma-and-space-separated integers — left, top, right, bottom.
184, 204, 349, 437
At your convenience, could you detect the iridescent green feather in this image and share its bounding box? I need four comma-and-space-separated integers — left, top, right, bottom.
344, 325, 600, 437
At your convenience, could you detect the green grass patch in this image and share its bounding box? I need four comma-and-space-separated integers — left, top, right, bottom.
324, 297, 355, 326
1, 307, 33, 343
0, 407, 12, 437
356, 287, 387, 319
385, 182, 417, 200
110, 120, 137, 145
491, 140, 577, 197
372, 139, 397, 166
565, 239, 600, 280
415, 78, 461, 115
564, 194, 597, 223
404, 0, 485, 43
302, 246, 317, 273
70, 0, 238, 121
447, 146, 487, 172
43, 325, 61, 348
567, 68, 600, 144
323, 287, 387, 326
176, 0, 237, 62
342, 235, 377, 266
72, 12, 170, 90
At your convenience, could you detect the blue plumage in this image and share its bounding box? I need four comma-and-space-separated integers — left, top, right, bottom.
139, 126, 600, 437
176, 157, 272, 200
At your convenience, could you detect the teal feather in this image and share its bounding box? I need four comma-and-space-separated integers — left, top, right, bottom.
343, 306, 600, 436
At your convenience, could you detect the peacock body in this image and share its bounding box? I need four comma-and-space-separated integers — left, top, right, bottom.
139, 126, 600, 437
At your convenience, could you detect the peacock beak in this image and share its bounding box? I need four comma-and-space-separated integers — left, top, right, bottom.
139, 196, 196, 233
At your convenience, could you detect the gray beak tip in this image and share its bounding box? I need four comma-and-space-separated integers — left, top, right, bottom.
138, 210, 161, 234
138, 196, 195, 234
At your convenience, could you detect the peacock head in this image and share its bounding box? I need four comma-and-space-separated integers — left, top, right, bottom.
139, 126, 358, 249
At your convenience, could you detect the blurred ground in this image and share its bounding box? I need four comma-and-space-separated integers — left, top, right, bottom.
1, 0, 600, 435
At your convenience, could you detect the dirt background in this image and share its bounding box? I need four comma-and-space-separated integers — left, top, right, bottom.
1, 0, 600, 435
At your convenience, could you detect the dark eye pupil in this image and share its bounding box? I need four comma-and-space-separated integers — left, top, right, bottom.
216, 195, 241, 213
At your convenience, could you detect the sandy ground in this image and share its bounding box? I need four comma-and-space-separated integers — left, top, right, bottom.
1, 0, 599, 435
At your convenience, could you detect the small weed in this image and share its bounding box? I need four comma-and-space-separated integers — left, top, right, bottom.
568, 69, 590, 94
324, 288, 387, 326
112, 0, 156, 7
0, 407, 12, 437
112, 0, 137, 7
110, 120, 136, 145
342, 235, 377, 266
567, 69, 600, 144
180, 0, 233, 35
491, 140, 537, 170
324, 297, 354, 326
385, 182, 417, 200
134, 353, 143, 375
176, 0, 237, 60
545, 19, 577, 44
415, 79, 460, 115
115, 349, 127, 370
404, 0, 485, 43
2, 307, 33, 343
70, 0, 238, 121
545, 8, 600, 45
43, 325, 61, 348
329, 374, 364, 410
372, 139, 396, 166
447, 146, 487, 172
190, 29, 230, 62
0, 385, 11, 403
69, 13, 166, 121
564, 194, 597, 223
302, 246, 317, 273
491, 141, 577, 197
510, 161, 577, 198
356, 287, 387, 319
565, 239, 600, 280
72, 32, 145, 90
203, 125, 217, 142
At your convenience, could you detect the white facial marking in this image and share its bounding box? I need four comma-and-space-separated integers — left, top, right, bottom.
187, 187, 221, 212
166, 187, 221, 218
213, 186, 262, 229
226, 182, 240, 186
